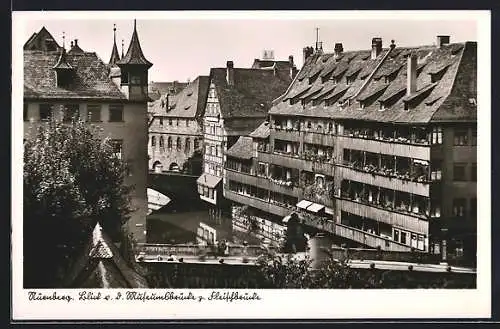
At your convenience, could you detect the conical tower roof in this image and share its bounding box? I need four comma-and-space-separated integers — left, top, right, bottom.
108, 24, 120, 66
116, 20, 152, 68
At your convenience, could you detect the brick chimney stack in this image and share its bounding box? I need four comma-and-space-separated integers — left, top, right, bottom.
437, 35, 450, 48
226, 61, 234, 86
371, 38, 382, 59
303, 46, 314, 64
334, 43, 343, 58
407, 53, 418, 95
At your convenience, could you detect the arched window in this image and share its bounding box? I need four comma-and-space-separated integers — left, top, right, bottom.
151, 136, 156, 147
177, 137, 182, 151
185, 138, 191, 153
194, 138, 200, 150
167, 136, 172, 149
159, 136, 164, 148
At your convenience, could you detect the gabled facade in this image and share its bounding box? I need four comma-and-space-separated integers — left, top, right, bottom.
225, 36, 477, 263
23, 22, 153, 243
197, 61, 292, 222
148, 76, 209, 174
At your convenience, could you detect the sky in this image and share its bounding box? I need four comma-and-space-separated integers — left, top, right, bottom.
16, 11, 479, 83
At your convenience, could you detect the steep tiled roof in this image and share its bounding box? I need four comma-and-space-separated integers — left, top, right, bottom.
116, 21, 152, 68
23, 27, 61, 52
210, 67, 291, 119
249, 121, 270, 138
252, 59, 294, 70
269, 41, 476, 123
24, 50, 125, 100
148, 81, 188, 101
64, 223, 149, 288
226, 136, 253, 159
150, 76, 209, 118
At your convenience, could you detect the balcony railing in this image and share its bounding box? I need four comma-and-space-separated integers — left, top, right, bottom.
338, 198, 429, 235
338, 136, 430, 161
338, 165, 430, 197
224, 190, 293, 217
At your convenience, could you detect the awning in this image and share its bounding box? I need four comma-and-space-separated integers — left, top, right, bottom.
307, 203, 325, 213
197, 173, 222, 188
296, 200, 313, 210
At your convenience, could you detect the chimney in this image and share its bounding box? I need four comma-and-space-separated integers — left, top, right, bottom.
288, 55, 294, 66
437, 35, 450, 48
74, 39, 78, 47
303, 47, 314, 64
406, 53, 418, 95
334, 43, 343, 57
226, 61, 234, 86
70, 41, 74, 48
371, 38, 382, 59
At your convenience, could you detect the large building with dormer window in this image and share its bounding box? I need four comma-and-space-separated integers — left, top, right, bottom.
225, 36, 477, 263
148, 76, 209, 174
23, 21, 153, 243
196, 61, 293, 222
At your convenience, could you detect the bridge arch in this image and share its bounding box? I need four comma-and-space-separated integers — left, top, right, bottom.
169, 162, 180, 171
152, 161, 163, 173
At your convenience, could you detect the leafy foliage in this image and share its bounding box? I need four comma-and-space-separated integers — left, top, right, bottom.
23, 118, 134, 287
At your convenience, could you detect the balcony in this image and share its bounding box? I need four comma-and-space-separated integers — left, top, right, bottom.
224, 190, 293, 217
303, 131, 336, 147
295, 210, 418, 252
338, 165, 430, 197
272, 129, 301, 142
334, 224, 414, 252
225, 169, 301, 197
339, 199, 429, 235
338, 136, 430, 160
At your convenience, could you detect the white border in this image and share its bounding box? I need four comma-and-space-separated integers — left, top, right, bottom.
12, 10, 491, 320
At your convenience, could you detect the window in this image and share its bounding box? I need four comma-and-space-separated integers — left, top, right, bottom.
453, 163, 467, 181
109, 104, 124, 122
185, 138, 191, 153
176, 119, 179, 126
471, 163, 477, 181
257, 162, 268, 177
471, 129, 477, 146
177, 137, 182, 151
211, 146, 215, 156
186, 119, 189, 127
430, 202, 441, 218
63, 104, 79, 122
400, 231, 407, 245
454, 129, 468, 145
23, 104, 28, 122
167, 137, 172, 149
431, 161, 442, 181
110, 139, 123, 159
151, 136, 156, 147
205, 145, 210, 154
394, 230, 400, 243
169, 119, 173, 126
159, 117, 163, 126
307, 121, 312, 129
194, 139, 200, 150
431, 126, 443, 144
159, 136, 164, 149
87, 105, 101, 122
130, 75, 141, 84
452, 198, 466, 217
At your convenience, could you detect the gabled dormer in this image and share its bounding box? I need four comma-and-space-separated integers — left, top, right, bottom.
116, 20, 153, 101
52, 47, 74, 88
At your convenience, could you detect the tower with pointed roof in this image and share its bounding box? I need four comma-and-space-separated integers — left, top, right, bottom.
108, 24, 122, 85
116, 20, 153, 101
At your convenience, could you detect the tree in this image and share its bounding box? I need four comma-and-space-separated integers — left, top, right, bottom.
23, 118, 134, 287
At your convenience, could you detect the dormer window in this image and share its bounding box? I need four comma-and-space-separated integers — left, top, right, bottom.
52, 48, 74, 88
379, 103, 386, 111
429, 65, 450, 83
